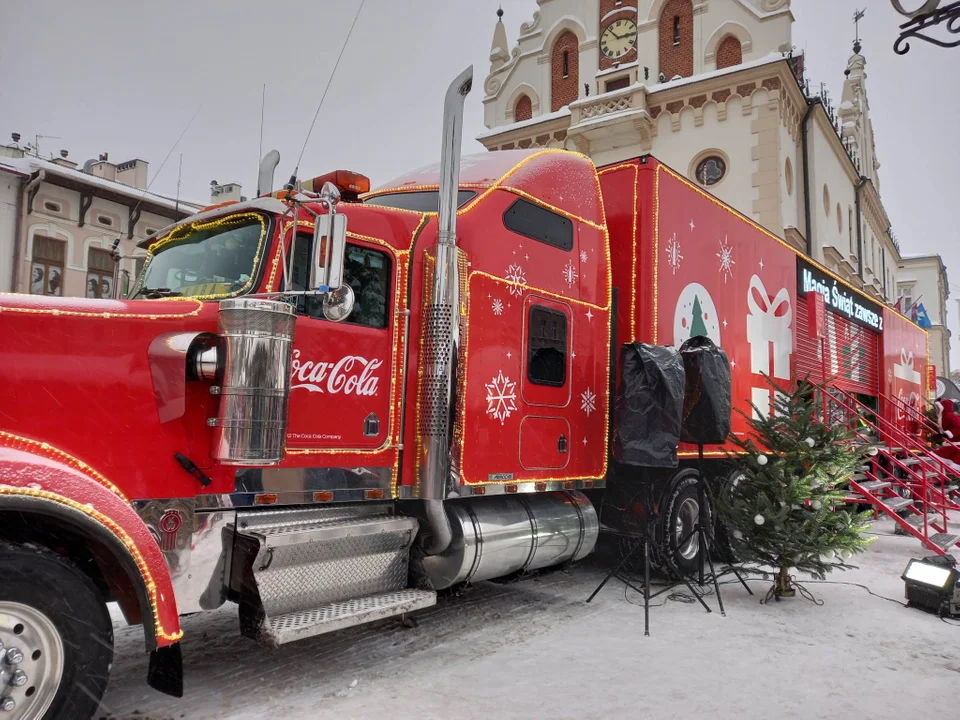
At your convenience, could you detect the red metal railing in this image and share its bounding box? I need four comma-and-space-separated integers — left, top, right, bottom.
822, 388, 954, 552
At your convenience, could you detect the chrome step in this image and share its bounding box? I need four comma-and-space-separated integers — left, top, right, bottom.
929, 533, 960, 550
232, 505, 424, 647
264, 589, 437, 646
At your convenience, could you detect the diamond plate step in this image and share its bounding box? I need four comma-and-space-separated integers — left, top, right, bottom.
247, 515, 419, 548
853, 479, 893, 493
929, 533, 959, 550
263, 589, 437, 646
881, 496, 914, 511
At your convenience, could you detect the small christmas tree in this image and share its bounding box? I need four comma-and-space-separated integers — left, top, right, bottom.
689, 295, 708, 338
718, 377, 874, 601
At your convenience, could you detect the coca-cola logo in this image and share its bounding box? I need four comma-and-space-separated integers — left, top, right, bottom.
290, 350, 383, 396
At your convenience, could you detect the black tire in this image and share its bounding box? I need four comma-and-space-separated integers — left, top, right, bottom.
0, 541, 113, 720
659, 472, 714, 575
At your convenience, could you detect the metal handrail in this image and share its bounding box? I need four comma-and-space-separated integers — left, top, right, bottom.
885, 389, 960, 456
824, 388, 949, 532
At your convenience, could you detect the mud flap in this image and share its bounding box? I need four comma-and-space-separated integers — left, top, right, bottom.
148, 643, 184, 698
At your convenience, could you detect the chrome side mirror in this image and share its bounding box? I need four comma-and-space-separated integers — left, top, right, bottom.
310, 183, 348, 293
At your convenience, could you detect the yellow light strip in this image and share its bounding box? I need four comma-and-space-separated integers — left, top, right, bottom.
499, 186, 606, 231
0, 297, 203, 320
598, 163, 639, 341
138, 212, 268, 302
0, 430, 127, 499
656, 165, 923, 330
0, 486, 183, 643
470, 270, 608, 311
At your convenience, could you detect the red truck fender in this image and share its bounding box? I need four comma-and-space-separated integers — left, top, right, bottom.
0, 431, 183, 648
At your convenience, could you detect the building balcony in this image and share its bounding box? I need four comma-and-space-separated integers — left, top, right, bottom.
566, 84, 655, 155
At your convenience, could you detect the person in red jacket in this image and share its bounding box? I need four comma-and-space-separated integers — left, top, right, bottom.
935, 399, 960, 472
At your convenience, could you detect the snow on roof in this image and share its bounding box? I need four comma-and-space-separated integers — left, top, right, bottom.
476, 107, 572, 140
0, 154, 203, 215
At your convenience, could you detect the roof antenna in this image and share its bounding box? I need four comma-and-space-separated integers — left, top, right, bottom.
287, 0, 367, 191
258, 83, 266, 179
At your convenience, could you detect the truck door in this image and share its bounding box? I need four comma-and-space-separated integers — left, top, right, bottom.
519, 296, 572, 470
284, 230, 394, 450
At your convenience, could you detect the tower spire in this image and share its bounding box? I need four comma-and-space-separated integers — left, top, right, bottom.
490, 5, 509, 70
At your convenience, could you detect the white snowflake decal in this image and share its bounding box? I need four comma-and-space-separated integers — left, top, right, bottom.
580, 250, 589, 263
505, 263, 527, 297
717, 236, 735, 283
666, 233, 683, 274
562, 260, 579, 287
491, 298, 504, 316
580, 387, 597, 416
485, 370, 518, 425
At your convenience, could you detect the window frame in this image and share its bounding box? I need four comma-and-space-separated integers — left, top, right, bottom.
86, 247, 115, 299
289, 230, 393, 331
502, 197, 574, 252
526, 304, 568, 388
30, 236, 66, 297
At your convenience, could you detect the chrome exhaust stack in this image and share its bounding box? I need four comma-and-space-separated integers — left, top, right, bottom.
419, 65, 473, 555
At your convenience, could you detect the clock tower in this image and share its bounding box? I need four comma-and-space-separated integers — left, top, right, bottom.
598, 0, 639, 72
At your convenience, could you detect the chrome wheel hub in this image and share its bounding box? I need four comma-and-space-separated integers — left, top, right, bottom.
0, 602, 64, 717
674, 497, 700, 561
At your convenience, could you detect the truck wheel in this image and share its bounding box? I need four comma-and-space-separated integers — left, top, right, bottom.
660, 472, 713, 575
0, 542, 113, 720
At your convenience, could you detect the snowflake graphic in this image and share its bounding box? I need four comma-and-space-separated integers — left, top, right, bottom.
666, 233, 683, 274
717, 236, 735, 283
562, 260, 579, 287
580, 387, 597, 416
491, 298, 504, 316
580, 250, 589, 263
505, 263, 527, 297
485, 370, 518, 425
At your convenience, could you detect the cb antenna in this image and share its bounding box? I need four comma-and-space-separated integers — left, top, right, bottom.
288, 0, 367, 190
258, 83, 266, 176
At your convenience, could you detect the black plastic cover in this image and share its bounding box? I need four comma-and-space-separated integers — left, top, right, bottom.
615, 343, 685, 467
678, 336, 732, 445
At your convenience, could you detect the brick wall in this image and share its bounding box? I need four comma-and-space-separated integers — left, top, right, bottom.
716, 35, 742, 69
658, 0, 693, 79
598, 0, 638, 71
515, 95, 532, 122
551, 31, 580, 112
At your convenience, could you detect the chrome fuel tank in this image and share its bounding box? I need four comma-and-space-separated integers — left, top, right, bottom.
421, 490, 598, 590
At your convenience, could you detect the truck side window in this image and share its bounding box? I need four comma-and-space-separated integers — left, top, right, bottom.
503, 198, 573, 251
527, 305, 567, 386
289, 233, 391, 329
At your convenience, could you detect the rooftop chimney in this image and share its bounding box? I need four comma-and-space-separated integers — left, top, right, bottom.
52, 148, 77, 169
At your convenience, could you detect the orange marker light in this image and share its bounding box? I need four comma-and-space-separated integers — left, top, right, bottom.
505, 484, 518, 494
535, 482, 548, 492
313, 491, 334, 502
472, 486, 486, 496
365, 489, 384, 500
302, 170, 371, 200
563, 481, 574, 490
255, 493, 277, 505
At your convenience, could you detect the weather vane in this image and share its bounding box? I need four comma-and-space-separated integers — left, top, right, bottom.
853, 7, 866, 48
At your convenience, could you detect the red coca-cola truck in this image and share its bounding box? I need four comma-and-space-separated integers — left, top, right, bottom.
0, 66, 928, 717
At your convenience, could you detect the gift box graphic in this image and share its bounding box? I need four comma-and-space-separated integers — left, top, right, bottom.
893, 348, 921, 386
746, 274, 793, 380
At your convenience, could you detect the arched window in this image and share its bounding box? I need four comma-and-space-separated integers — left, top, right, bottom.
659, 0, 693, 79
716, 35, 742, 69
551, 31, 580, 112
515, 94, 532, 122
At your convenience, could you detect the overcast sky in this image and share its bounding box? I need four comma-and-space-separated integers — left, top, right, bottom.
1, 0, 957, 364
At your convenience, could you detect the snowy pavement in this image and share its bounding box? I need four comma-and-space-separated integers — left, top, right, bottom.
98, 515, 960, 720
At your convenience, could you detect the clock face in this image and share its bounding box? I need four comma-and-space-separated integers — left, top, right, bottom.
600, 18, 638, 59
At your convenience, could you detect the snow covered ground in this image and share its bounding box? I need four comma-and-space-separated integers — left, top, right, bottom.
97, 514, 960, 720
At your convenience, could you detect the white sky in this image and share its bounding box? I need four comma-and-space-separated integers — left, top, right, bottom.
1, 0, 957, 365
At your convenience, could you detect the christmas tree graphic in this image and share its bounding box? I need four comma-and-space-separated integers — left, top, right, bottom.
690, 295, 709, 338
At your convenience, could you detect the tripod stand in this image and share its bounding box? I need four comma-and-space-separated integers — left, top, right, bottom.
671, 443, 753, 615
586, 473, 713, 636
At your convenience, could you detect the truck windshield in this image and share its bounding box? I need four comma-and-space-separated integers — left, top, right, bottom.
132, 213, 268, 299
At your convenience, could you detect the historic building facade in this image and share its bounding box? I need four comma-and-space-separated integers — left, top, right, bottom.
478, 0, 950, 371
0, 143, 203, 298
